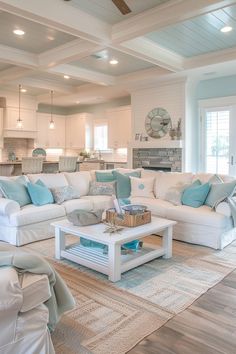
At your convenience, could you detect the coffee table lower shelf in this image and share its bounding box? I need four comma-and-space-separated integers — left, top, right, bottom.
61, 243, 166, 279
52, 217, 175, 282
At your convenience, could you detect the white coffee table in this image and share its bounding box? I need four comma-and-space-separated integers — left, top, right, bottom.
52, 217, 176, 282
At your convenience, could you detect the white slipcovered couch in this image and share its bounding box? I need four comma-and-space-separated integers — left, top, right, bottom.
0, 169, 235, 249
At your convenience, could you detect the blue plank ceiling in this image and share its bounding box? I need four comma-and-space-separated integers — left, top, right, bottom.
146, 5, 236, 57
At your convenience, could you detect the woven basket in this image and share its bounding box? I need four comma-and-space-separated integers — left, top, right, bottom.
106, 209, 151, 227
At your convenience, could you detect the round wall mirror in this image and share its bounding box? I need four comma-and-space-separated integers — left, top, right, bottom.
145, 107, 172, 138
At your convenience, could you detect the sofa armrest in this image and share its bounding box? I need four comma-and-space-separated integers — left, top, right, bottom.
0, 198, 20, 216
0, 267, 23, 312
215, 201, 231, 217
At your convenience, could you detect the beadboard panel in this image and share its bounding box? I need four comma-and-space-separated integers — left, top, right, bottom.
131, 80, 185, 142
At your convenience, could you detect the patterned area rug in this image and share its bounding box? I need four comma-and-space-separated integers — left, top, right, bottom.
24, 236, 236, 353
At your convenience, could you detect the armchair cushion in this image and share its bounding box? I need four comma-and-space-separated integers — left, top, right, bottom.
19, 273, 51, 312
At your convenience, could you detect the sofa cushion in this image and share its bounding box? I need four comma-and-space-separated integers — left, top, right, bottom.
130, 197, 175, 218
112, 170, 141, 198
95, 171, 115, 182
155, 172, 193, 200
9, 204, 65, 227
61, 198, 92, 214
81, 195, 114, 210
205, 180, 236, 208
130, 176, 155, 198
193, 173, 235, 184
181, 181, 210, 208
27, 173, 68, 188
88, 181, 116, 196
0, 176, 31, 207
166, 205, 229, 228
64, 171, 91, 196
50, 186, 80, 204
27, 180, 54, 206
20, 273, 51, 313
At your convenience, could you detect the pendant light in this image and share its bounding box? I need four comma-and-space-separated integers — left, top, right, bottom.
16, 84, 23, 128
49, 90, 55, 129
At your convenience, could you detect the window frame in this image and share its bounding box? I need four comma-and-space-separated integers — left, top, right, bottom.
93, 119, 111, 152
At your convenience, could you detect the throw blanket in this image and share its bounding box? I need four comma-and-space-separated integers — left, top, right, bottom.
0, 243, 75, 331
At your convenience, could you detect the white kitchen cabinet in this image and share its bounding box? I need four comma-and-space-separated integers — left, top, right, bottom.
107, 106, 131, 149
36, 113, 66, 148
4, 107, 36, 131
66, 113, 93, 149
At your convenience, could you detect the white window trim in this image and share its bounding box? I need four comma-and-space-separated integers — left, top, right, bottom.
93, 119, 111, 152
199, 102, 232, 172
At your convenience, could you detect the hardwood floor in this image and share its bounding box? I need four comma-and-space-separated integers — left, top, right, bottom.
129, 271, 236, 354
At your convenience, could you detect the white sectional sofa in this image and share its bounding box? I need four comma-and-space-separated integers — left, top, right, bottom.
0, 169, 235, 249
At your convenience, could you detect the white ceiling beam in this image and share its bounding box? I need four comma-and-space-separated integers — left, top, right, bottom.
117, 37, 184, 72
0, 44, 38, 68
0, 0, 111, 44
185, 46, 236, 69
39, 39, 104, 68
11, 77, 74, 94
112, 0, 236, 43
0, 66, 33, 84
48, 64, 116, 86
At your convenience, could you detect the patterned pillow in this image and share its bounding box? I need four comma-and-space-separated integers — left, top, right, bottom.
88, 181, 116, 196
50, 186, 80, 204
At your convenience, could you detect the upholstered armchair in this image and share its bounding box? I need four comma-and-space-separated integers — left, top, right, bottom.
0, 265, 55, 354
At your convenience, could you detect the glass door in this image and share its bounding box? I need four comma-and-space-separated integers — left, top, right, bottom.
201, 106, 236, 176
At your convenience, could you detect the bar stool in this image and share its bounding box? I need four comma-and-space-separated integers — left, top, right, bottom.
58, 156, 78, 173
21, 157, 44, 174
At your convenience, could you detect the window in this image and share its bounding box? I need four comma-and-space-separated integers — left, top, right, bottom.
94, 123, 108, 150
202, 108, 230, 174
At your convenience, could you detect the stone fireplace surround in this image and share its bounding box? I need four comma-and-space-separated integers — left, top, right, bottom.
133, 148, 182, 172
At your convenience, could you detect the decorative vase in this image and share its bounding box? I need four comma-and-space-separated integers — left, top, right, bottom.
169, 128, 176, 140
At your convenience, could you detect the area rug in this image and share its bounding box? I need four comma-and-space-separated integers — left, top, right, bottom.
23, 236, 236, 353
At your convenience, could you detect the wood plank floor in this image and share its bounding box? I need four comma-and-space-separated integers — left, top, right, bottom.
129, 270, 236, 354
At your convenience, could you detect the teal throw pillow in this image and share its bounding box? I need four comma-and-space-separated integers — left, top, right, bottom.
95, 171, 115, 182
0, 176, 31, 206
205, 180, 236, 208
112, 170, 141, 198
27, 179, 54, 206
181, 180, 210, 208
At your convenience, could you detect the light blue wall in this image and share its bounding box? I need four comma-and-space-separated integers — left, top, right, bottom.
191, 74, 236, 172
196, 74, 236, 100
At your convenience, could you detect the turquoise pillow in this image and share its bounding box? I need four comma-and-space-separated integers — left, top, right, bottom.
182, 180, 210, 208
205, 180, 236, 208
0, 176, 31, 206
112, 170, 141, 198
27, 179, 54, 206
95, 171, 115, 182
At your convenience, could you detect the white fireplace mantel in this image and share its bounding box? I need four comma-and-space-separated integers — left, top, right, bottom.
129, 139, 183, 149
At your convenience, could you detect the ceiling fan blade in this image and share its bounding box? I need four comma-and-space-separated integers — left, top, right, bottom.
112, 0, 131, 15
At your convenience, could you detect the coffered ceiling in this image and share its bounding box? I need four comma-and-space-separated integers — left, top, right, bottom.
0, 0, 236, 106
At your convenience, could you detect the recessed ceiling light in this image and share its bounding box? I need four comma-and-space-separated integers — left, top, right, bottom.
221, 26, 232, 33
64, 75, 70, 79
13, 29, 25, 36
76, 100, 80, 104
20, 88, 27, 93
47, 36, 55, 41
109, 58, 119, 65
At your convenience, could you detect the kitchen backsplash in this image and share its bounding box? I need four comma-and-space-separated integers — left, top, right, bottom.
2, 138, 34, 161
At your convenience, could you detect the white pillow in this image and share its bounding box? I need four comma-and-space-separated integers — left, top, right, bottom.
130, 176, 155, 198
156, 172, 193, 200
64, 171, 91, 196
141, 170, 163, 197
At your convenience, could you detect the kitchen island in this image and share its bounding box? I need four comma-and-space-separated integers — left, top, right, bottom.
0, 160, 82, 176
